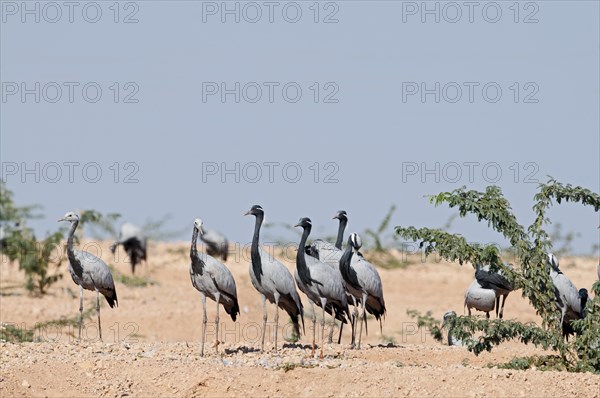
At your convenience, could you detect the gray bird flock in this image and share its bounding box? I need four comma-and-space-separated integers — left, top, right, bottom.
53, 207, 596, 355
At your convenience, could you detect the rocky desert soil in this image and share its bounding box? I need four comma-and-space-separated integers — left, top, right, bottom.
1, 241, 599, 397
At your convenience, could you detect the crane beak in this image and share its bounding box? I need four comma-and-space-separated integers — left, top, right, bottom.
243, 211, 250, 216
332, 215, 339, 220
57, 217, 65, 222
293, 223, 301, 228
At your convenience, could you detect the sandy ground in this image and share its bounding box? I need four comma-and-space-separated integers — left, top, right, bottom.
1, 241, 599, 397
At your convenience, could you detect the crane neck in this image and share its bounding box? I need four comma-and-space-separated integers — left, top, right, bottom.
190, 227, 206, 271
190, 227, 199, 259
580, 294, 588, 319
335, 218, 347, 250
296, 225, 312, 284
250, 214, 264, 279
66, 220, 83, 275
340, 243, 353, 272
251, 214, 263, 250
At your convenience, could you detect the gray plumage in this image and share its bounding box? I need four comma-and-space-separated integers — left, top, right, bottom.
306, 210, 348, 263
474, 263, 514, 319
443, 311, 463, 346
547, 253, 587, 340
339, 233, 386, 349
110, 222, 147, 274
200, 228, 229, 261
189, 218, 239, 356
245, 205, 304, 352
295, 217, 350, 357
59, 212, 117, 341
305, 210, 351, 344
464, 279, 495, 318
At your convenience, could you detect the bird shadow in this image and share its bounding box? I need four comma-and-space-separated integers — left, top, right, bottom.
0, 291, 22, 297
282, 343, 313, 350
371, 342, 403, 349
224, 346, 261, 355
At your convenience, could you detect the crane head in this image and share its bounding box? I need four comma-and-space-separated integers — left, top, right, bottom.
333, 210, 348, 221
294, 217, 312, 230
546, 252, 559, 270
193, 218, 205, 235
348, 233, 362, 251
244, 205, 264, 217
443, 310, 457, 321
58, 212, 79, 223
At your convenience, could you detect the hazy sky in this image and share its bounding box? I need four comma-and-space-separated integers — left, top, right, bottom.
1, 1, 599, 254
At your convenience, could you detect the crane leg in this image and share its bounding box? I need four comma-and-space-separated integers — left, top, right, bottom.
499, 294, 507, 319
215, 293, 221, 353
337, 320, 344, 344
260, 294, 267, 352
351, 299, 358, 349
201, 294, 207, 357
320, 298, 327, 359
274, 296, 280, 352
328, 320, 335, 344
311, 303, 316, 357
78, 285, 84, 341
96, 289, 102, 342
357, 295, 367, 349
495, 297, 500, 318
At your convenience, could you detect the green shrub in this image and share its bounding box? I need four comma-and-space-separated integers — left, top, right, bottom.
396, 178, 600, 372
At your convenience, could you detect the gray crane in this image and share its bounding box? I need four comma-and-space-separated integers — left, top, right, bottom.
189, 218, 240, 356
442, 311, 463, 346
110, 222, 147, 274
306, 210, 348, 259
294, 217, 350, 358
244, 205, 304, 352
200, 228, 229, 262
58, 212, 118, 341
464, 279, 496, 318
547, 253, 588, 340
305, 210, 350, 343
339, 233, 386, 349
474, 263, 515, 319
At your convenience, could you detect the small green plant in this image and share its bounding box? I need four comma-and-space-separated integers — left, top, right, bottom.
284, 318, 300, 343
548, 223, 580, 257
492, 355, 568, 372
277, 362, 315, 372
142, 214, 186, 240
396, 178, 600, 373
364, 205, 396, 252
16, 230, 66, 294
381, 334, 397, 345
35, 307, 95, 330
1, 182, 66, 294
406, 309, 443, 341
77, 210, 121, 240
109, 265, 155, 287
0, 307, 96, 343
0, 323, 34, 343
